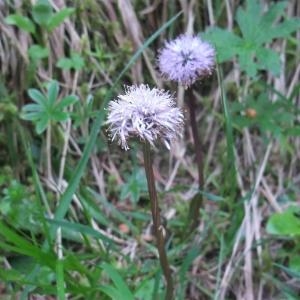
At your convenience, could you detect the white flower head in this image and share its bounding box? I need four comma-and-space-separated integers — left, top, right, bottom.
158, 34, 215, 87
106, 84, 184, 150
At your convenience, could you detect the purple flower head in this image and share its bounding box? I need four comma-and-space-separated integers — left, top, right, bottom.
106, 84, 184, 150
158, 34, 215, 87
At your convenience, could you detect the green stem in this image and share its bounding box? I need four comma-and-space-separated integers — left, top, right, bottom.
143, 142, 174, 300
46, 123, 52, 181
186, 88, 204, 230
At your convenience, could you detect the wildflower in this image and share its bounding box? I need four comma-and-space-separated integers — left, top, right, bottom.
106, 84, 184, 150
158, 34, 215, 87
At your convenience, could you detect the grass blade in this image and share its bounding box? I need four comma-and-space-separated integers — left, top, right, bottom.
56, 259, 66, 300
101, 262, 134, 300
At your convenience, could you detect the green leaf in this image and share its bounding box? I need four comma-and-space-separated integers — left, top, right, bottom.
56, 53, 84, 71
101, 262, 134, 300
28, 89, 48, 106
203, 0, 300, 77
256, 48, 281, 75
55, 95, 78, 110
23, 81, 78, 134
28, 45, 49, 61
47, 81, 59, 107
201, 28, 241, 62
134, 278, 157, 300
47, 8, 75, 31
5, 14, 35, 33
70, 53, 84, 70
256, 2, 287, 43
52, 111, 69, 122
21, 111, 42, 121
236, 0, 261, 41
22, 103, 43, 112
56, 57, 73, 70
32, 0, 53, 27
266, 206, 300, 236
120, 168, 147, 203
269, 18, 300, 41
46, 218, 116, 246
99, 285, 124, 300
237, 46, 257, 77
36, 115, 49, 134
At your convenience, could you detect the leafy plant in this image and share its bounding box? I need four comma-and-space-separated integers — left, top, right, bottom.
72, 94, 97, 128
21, 81, 78, 134
56, 52, 85, 71
5, 14, 35, 34
120, 168, 148, 204
5, 0, 74, 34
32, 0, 74, 31
0, 180, 41, 232
230, 92, 300, 138
28, 45, 49, 62
203, 0, 300, 77
266, 206, 300, 289
266, 206, 300, 236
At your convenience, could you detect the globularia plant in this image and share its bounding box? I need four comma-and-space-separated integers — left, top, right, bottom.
158, 34, 215, 87
158, 34, 215, 230
106, 84, 184, 300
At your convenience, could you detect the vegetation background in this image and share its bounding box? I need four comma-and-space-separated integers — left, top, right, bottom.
0, 0, 300, 299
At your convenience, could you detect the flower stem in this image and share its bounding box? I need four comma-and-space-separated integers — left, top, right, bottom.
186, 88, 204, 230
143, 142, 174, 300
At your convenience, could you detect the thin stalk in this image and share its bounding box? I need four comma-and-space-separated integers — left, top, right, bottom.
57, 71, 79, 186
46, 32, 52, 78
46, 120, 64, 290
56, 72, 78, 262
56, 227, 63, 260
46, 123, 53, 181
186, 88, 204, 230
143, 142, 174, 300
55, 72, 79, 300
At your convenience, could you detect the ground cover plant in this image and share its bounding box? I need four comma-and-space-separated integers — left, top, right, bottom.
0, 0, 300, 299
